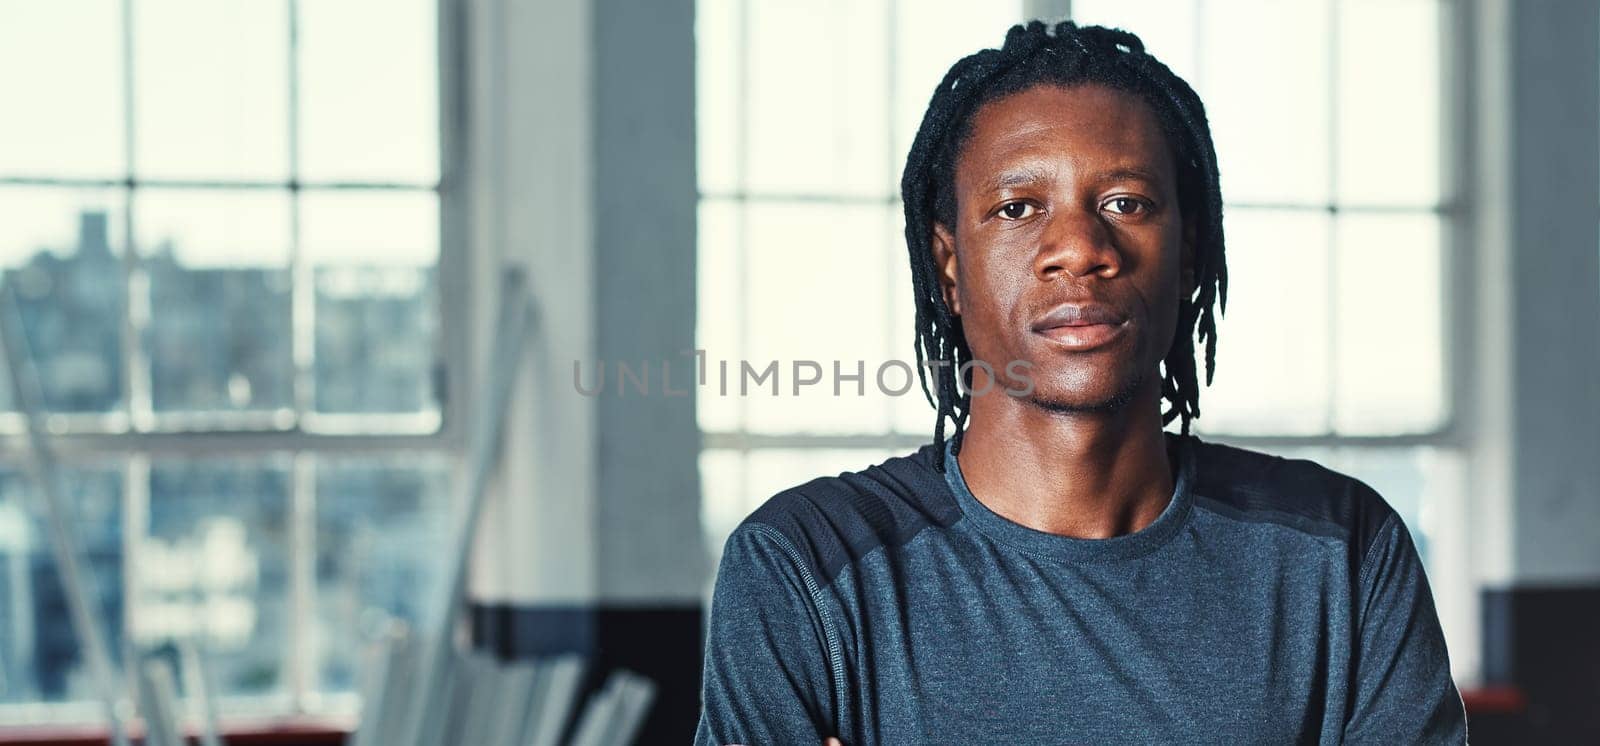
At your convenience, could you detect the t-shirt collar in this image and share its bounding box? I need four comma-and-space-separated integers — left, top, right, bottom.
940, 431, 1197, 563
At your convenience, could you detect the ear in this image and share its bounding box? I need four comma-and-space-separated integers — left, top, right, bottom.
931, 222, 961, 316
1179, 216, 1197, 301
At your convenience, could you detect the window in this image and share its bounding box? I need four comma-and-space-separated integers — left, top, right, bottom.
1069, 0, 1457, 571
695, 0, 1028, 558
0, 0, 456, 719
696, 0, 1462, 614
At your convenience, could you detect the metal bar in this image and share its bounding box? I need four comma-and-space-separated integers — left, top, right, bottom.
177, 638, 226, 746
347, 626, 402, 746
134, 657, 181, 746
396, 268, 534, 746
0, 287, 130, 746
435, 0, 471, 445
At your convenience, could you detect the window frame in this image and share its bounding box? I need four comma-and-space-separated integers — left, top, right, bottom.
697, 0, 1469, 449
0, 0, 470, 720
695, 0, 1476, 676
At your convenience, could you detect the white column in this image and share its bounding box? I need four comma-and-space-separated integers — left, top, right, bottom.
460, 0, 706, 609
1502, 0, 1600, 583
463, 0, 600, 606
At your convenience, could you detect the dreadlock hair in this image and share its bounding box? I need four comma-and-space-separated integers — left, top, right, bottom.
901, 19, 1228, 473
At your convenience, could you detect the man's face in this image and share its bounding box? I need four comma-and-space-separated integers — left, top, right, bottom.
932, 82, 1194, 413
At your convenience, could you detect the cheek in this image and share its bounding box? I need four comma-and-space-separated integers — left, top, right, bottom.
1145, 240, 1187, 347
955, 255, 1029, 351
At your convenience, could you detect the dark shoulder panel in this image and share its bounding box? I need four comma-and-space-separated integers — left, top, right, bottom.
1188, 437, 1396, 570
742, 443, 961, 587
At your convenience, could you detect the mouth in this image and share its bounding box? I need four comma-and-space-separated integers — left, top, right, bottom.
1030, 303, 1130, 352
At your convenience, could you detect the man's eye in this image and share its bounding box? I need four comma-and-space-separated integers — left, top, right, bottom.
1105, 197, 1146, 215
998, 202, 1037, 220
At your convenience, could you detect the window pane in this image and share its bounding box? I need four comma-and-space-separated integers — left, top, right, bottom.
314, 455, 450, 693
1336, 0, 1442, 206
698, 448, 745, 566
299, 0, 438, 183
140, 460, 291, 697
746, 0, 890, 197
1194, 208, 1331, 436
0, 466, 124, 704
743, 202, 889, 434
892, 0, 1024, 167
745, 448, 894, 507
137, 190, 293, 413
0, 188, 126, 414
1070, 0, 1199, 83
134, 0, 289, 180
1200, 0, 1331, 205
1258, 445, 1454, 574
1326, 447, 1442, 567
700, 447, 893, 565
1333, 213, 1444, 434
696, 0, 742, 194
0, 0, 124, 178
302, 191, 439, 414
888, 204, 935, 436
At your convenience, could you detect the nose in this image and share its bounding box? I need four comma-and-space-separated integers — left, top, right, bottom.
1033, 206, 1122, 282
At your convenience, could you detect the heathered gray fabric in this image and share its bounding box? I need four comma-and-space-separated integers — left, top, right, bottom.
695, 433, 1468, 745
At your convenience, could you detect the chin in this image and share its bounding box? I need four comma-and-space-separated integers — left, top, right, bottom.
1024, 367, 1148, 415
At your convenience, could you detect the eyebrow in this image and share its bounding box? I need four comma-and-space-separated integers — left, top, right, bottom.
981, 166, 1054, 192
1094, 167, 1163, 185
979, 165, 1163, 192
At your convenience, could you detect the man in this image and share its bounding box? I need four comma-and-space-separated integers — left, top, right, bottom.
696, 20, 1467, 745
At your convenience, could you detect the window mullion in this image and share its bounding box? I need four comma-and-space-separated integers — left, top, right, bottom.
122, 455, 148, 718
123, 0, 150, 433
733, 0, 750, 436
882, 0, 898, 436
1323, 0, 1340, 435
285, 0, 315, 715
288, 452, 316, 713
289, 0, 313, 426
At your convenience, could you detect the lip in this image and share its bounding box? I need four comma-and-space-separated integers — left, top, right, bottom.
1031, 302, 1130, 351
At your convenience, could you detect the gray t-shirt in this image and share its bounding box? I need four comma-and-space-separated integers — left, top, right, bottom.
695, 432, 1467, 744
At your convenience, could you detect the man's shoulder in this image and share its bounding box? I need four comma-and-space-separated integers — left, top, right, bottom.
1186, 435, 1398, 562
728, 443, 962, 587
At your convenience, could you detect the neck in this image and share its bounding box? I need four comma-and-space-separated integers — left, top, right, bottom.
954, 374, 1176, 539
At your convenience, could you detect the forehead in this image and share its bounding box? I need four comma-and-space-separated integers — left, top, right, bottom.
956, 83, 1175, 187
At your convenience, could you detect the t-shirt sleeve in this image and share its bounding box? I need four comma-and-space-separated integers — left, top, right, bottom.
1344, 512, 1469, 744
695, 523, 841, 746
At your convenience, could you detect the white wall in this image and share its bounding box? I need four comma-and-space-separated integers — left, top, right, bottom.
458, 0, 706, 609
1453, 0, 1600, 687
1501, 0, 1600, 583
